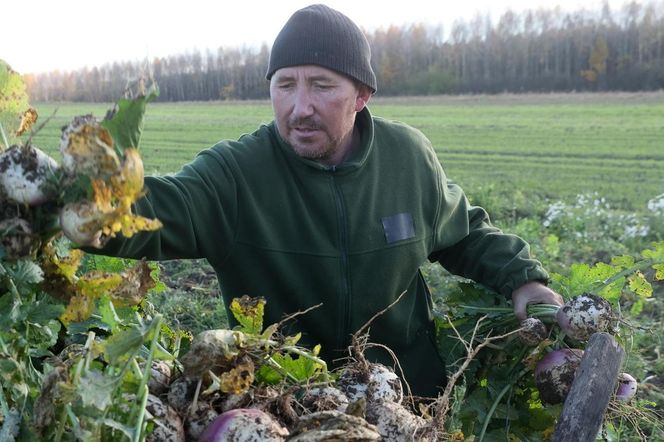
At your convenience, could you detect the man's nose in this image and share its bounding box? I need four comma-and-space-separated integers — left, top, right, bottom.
292, 88, 314, 118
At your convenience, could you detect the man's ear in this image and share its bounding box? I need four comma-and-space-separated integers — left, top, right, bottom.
355, 85, 372, 112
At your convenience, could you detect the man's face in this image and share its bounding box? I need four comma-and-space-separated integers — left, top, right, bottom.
270, 65, 370, 165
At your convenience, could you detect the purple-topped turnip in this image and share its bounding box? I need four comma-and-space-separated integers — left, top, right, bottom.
535, 348, 584, 404
556, 293, 615, 341
199, 408, 289, 442
615, 372, 638, 402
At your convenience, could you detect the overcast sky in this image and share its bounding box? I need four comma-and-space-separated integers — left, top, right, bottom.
2, 0, 636, 74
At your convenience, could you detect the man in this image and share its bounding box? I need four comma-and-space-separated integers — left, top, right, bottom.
80, 4, 562, 397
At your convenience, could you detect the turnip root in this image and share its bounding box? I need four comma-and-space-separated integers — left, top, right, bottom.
615, 372, 638, 402
299, 386, 349, 413
145, 393, 185, 442
518, 317, 548, 346
58, 201, 105, 246
185, 401, 219, 440
288, 410, 381, 441
338, 363, 403, 405
167, 376, 199, 413
556, 293, 615, 341
365, 399, 428, 442
180, 329, 242, 377
534, 348, 584, 404
59, 115, 120, 178
0, 144, 58, 205
199, 408, 289, 441
147, 360, 171, 396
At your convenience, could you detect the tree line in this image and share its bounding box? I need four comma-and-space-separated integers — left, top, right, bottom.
25, 0, 664, 101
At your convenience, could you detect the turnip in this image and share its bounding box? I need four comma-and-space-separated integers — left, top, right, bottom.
288, 410, 381, 441
299, 385, 349, 413
338, 363, 403, 405
556, 293, 615, 341
185, 401, 219, 440
518, 317, 548, 346
365, 399, 428, 442
147, 360, 171, 396
58, 201, 105, 246
59, 115, 120, 178
534, 348, 584, 404
167, 376, 199, 413
145, 393, 185, 442
0, 144, 58, 205
180, 329, 242, 377
615, 372, 638, 402
199, 408, 289, 442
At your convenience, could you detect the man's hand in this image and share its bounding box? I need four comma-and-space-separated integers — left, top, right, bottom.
511, 281, 564, 321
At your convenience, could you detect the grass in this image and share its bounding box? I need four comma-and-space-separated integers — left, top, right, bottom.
30, 91, 664, 213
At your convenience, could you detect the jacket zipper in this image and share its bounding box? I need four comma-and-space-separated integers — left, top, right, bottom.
330, 170, 351, 351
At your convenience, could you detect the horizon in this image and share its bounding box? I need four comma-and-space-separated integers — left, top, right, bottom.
2, 0, 647, 76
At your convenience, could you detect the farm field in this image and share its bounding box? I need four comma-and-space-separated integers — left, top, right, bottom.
32, 91, 664, 213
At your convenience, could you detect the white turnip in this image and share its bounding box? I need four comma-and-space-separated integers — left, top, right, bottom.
185, 401, 219, 440
534, 348, 584, 404
145, 394, 185, 442
518, 317, 548, 346
58, 201, 104, 246
288, 410, 381, 441
365, 399, 428, 442
59, 115, 120, 178
299, 385, 349, 413
180, 329, 242, 377
199, 408, 289, 442
338, 363, 403, 405
615, 372, 638, 402
556, 293, 615, 341
0, 144, 58, 205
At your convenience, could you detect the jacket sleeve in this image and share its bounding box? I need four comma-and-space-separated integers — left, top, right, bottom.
428, 165, 549, 296
93, 147, 238, 264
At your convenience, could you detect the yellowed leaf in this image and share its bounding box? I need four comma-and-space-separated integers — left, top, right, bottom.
220, 358, 255, 395
110, 260, 156, 306
16, 107, 38, 136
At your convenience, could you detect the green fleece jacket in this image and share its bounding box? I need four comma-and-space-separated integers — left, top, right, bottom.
100, 107, 548, 396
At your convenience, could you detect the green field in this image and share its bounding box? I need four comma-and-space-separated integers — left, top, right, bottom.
31, 92, 664, 212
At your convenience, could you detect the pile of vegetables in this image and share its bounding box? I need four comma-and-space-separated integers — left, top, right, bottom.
2, 59, 663, 440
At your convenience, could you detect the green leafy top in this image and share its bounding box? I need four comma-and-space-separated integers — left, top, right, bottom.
101, 83, 159, 155
0, 60, 30, 149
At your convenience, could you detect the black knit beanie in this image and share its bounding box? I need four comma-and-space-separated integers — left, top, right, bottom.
266, 4, 377, 93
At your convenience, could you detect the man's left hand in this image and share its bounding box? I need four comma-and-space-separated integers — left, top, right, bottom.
511, 281, 564, 321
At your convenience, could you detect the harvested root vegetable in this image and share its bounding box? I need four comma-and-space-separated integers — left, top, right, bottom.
180, 329, 242, 377
185, 401, 219, 441
0, 144, 58, 205
615, 372, 638, 402
365, 399, 428, 442
518, 317, 548, 346
167, 376, 199, 413
338, 363, 403, 405
59, 115, 120, 178
199, 408, 289, 442
147, 360, 171, 396
535, 348, 584, 404
299, 386, 349, 413
556, 293, 615, 341
145, 394, 185, 442
58, 201, 104, 245
288, 410, 381, 441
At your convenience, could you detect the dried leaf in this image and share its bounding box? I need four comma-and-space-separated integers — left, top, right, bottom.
16, 107, 37, 136
220, 358, 255, 394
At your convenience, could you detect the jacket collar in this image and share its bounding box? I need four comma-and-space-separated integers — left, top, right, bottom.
272, 107, 375, 174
